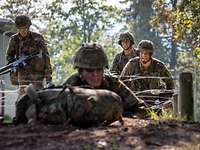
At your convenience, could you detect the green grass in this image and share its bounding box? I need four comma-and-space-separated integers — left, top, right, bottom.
147, 108, 193, 122
2, 114, 13, 124
147, 108, 175, 120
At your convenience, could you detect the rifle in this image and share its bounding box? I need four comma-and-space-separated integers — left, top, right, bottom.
0, 50, 43, 76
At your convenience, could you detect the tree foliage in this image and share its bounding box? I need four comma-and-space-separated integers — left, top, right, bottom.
120, 0, 168, 63
0, 0, 122, 84
45, 0, 121, 43
152, 0, 200, 60
176, 0, 200, 58
151, 0, 179, 69
0, 0, 45, 27
42, 0, 122, 84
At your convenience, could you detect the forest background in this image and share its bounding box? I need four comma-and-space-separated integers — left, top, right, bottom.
0, 0, 199, 85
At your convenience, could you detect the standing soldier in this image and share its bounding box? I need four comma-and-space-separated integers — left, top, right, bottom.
120, 40, 174, 106
111, 32, 138, 75
6, 15, 52, 100
64, 43, 145, 112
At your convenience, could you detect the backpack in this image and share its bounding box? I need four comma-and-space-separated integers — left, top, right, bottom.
15, 85, 123, 127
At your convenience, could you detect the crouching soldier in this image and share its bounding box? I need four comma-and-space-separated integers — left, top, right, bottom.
15, 84, 123, 127
120, 40, 175, 112
63, 43, 145, 114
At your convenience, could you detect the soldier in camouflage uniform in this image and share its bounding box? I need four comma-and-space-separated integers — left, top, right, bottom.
6, 15, 52, 99
111, 32, 138, 75
120, 40, 174, 107
64, 43, 145, 112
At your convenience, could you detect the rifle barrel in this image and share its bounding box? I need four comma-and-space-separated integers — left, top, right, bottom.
0, 65, 11, 75
0, 69, 11, 76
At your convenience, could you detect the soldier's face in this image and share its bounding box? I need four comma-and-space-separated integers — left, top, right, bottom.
18, 26, 29, 37
121, 38, 131, 50
139, 49, 151, 64
81, 68, 104, 88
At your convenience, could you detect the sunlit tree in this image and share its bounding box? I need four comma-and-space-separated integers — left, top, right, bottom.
43, 0, 122, 83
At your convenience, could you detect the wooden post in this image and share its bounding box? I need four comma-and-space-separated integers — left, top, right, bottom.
178, 72, 194, 120
172, 93, 178, 117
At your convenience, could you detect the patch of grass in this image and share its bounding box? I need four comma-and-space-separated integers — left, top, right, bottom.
147, 108, 174, 120
147, 107, 191, 121
2, 114, 13, 124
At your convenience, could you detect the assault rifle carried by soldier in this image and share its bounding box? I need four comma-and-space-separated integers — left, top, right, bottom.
0, 50, 42, 76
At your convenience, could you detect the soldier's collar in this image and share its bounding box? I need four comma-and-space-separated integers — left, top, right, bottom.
122, 49, 136, 57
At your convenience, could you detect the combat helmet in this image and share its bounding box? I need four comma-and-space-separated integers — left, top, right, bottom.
15, 15, 32, 28
137, 40, 154, 54
118, 32, 135, 46
73, 43, 109, 69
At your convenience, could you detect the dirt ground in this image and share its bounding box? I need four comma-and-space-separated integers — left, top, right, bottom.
0, 118, 200, 150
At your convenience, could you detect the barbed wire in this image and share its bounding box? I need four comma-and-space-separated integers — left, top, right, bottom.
137, 95, 173, 100
0, 105, 15, 107
0, 90, 18, 93
0, 74, 179, 108
134, 89, 178, 95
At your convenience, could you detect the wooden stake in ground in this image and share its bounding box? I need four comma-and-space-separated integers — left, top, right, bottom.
179, 72, 194, 120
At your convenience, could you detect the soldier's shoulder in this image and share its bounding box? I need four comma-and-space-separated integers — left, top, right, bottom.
104, 74, 118, 82
31, 31, 42, 37
134, 48, 139, 53
152, 58, 166, 68
129, 56, 139, 63
10, 32, 18, 38
31, 31, 44, 41
65, 73, 81, 86
9, 33, 20, 44
10, 33, 19, 40
114, 52, 123, 59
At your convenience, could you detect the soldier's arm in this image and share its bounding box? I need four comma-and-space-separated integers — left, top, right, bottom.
107, 76, 142, 111
110, 55, 120, 75
38, 35, 52, 82
63, 73, 82, 86
160, 64, 175, 90
6, 37, 16, 62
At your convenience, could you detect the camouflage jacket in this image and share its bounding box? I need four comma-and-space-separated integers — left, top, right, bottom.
64, 73, 141, 110
6, 31, 52, 85
120, 57, 175, 92
111, 49, 138, 75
